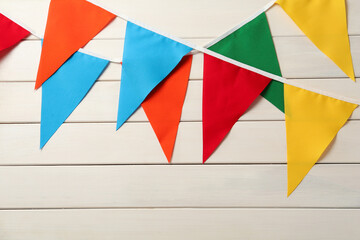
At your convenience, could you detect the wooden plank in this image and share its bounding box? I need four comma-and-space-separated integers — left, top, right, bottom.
275, 36, 360, 79
0, 37, 359, 81
0, 2, 358, 239
0, 208, 359, 240
1, 80, 360, 124
0, 0, 359, 38
267, 3, 360, 37
0, 80, 358, 123
0, 164, 360, 208
0, 39, 206, 81
0, 121, 359, 165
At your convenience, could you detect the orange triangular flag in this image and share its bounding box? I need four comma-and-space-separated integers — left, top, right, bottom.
141, 55, 193, 163
35, 0, 116, 89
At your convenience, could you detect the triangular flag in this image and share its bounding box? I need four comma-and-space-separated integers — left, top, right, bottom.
40, 51, 109, 148
0, 13, 30, 52
208, 13, 284, 112
284, 84, 357, 196
276, 0, 355, 81
117, 21, 192, 129
35, 0, 115, 89
203, 54, 271, 162
142, 55, 193, 163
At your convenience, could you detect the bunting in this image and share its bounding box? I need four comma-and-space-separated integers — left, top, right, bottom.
276, 0, 355, 81
0, 13, 30, 52
117, 21, 192, 129
35, 0, 115, 89
208, 13, 284, 112
0, 0, 359, 197
142, 55, 193, 163
285, 84, 357, 196
203, 54, 271, 162
40, 51, 109, 148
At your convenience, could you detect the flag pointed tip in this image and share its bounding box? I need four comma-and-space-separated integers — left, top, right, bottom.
277, 0, 354, 82
141, 55, 193, 164
161, 138, 176, 163
202, 153, 209, 164
345, 67, 355, 81
287, 174, 302, 197
116, 118, 125, 130
34, 82, 41, 90
203, 54, 271, 160
117, 21, 191, 129
165, 153, 172, 163
350, 75, 356, 82
35, 65, 49, 89
40, 51, 108, 148
287, 190, 293, 198
287, 167, 309, 197
40, 126, 53, 149
40, 139, 48, 150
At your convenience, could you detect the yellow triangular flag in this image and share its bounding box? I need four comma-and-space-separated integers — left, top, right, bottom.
276, 0, 355, 81
284, 84, 357, 196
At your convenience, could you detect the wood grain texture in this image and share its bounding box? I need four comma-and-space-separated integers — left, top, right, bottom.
0, 121, 359, 165
1, 165, 360, 208
0, 0, 359, 38
0, 0, 360, 239
2, 80, 360, 124
0, 209, 359, 240
0, 37, 359, 81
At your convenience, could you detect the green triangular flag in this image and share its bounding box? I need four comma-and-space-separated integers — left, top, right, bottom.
208, 12, 284, 112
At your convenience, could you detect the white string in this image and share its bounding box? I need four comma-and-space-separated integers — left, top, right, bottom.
86, 0, 360, 106
0, 10, 122, 64
0, 10, 42, 39
203, 0, 276, 48
200, 48, 360, 105
2, 3, 359, 105
77, 48, 122, 63
86, 0, 199, 50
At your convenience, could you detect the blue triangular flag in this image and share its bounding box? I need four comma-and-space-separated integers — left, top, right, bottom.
40, 51, 109, 148
117, 21, 192, 129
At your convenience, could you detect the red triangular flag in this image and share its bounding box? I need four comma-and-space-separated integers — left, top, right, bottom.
35, 0, 116, 89
142, 55, 193, 163
0, 13, 30, 52
203, 54, 271, 163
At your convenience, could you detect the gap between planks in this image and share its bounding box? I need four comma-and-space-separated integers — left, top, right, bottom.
0, 119, 359, 124
0, 163, 359, 167
1, 76, 358, 82
0, 206, 360, 211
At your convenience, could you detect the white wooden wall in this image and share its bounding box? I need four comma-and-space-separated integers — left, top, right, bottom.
0, 0, 360, 239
